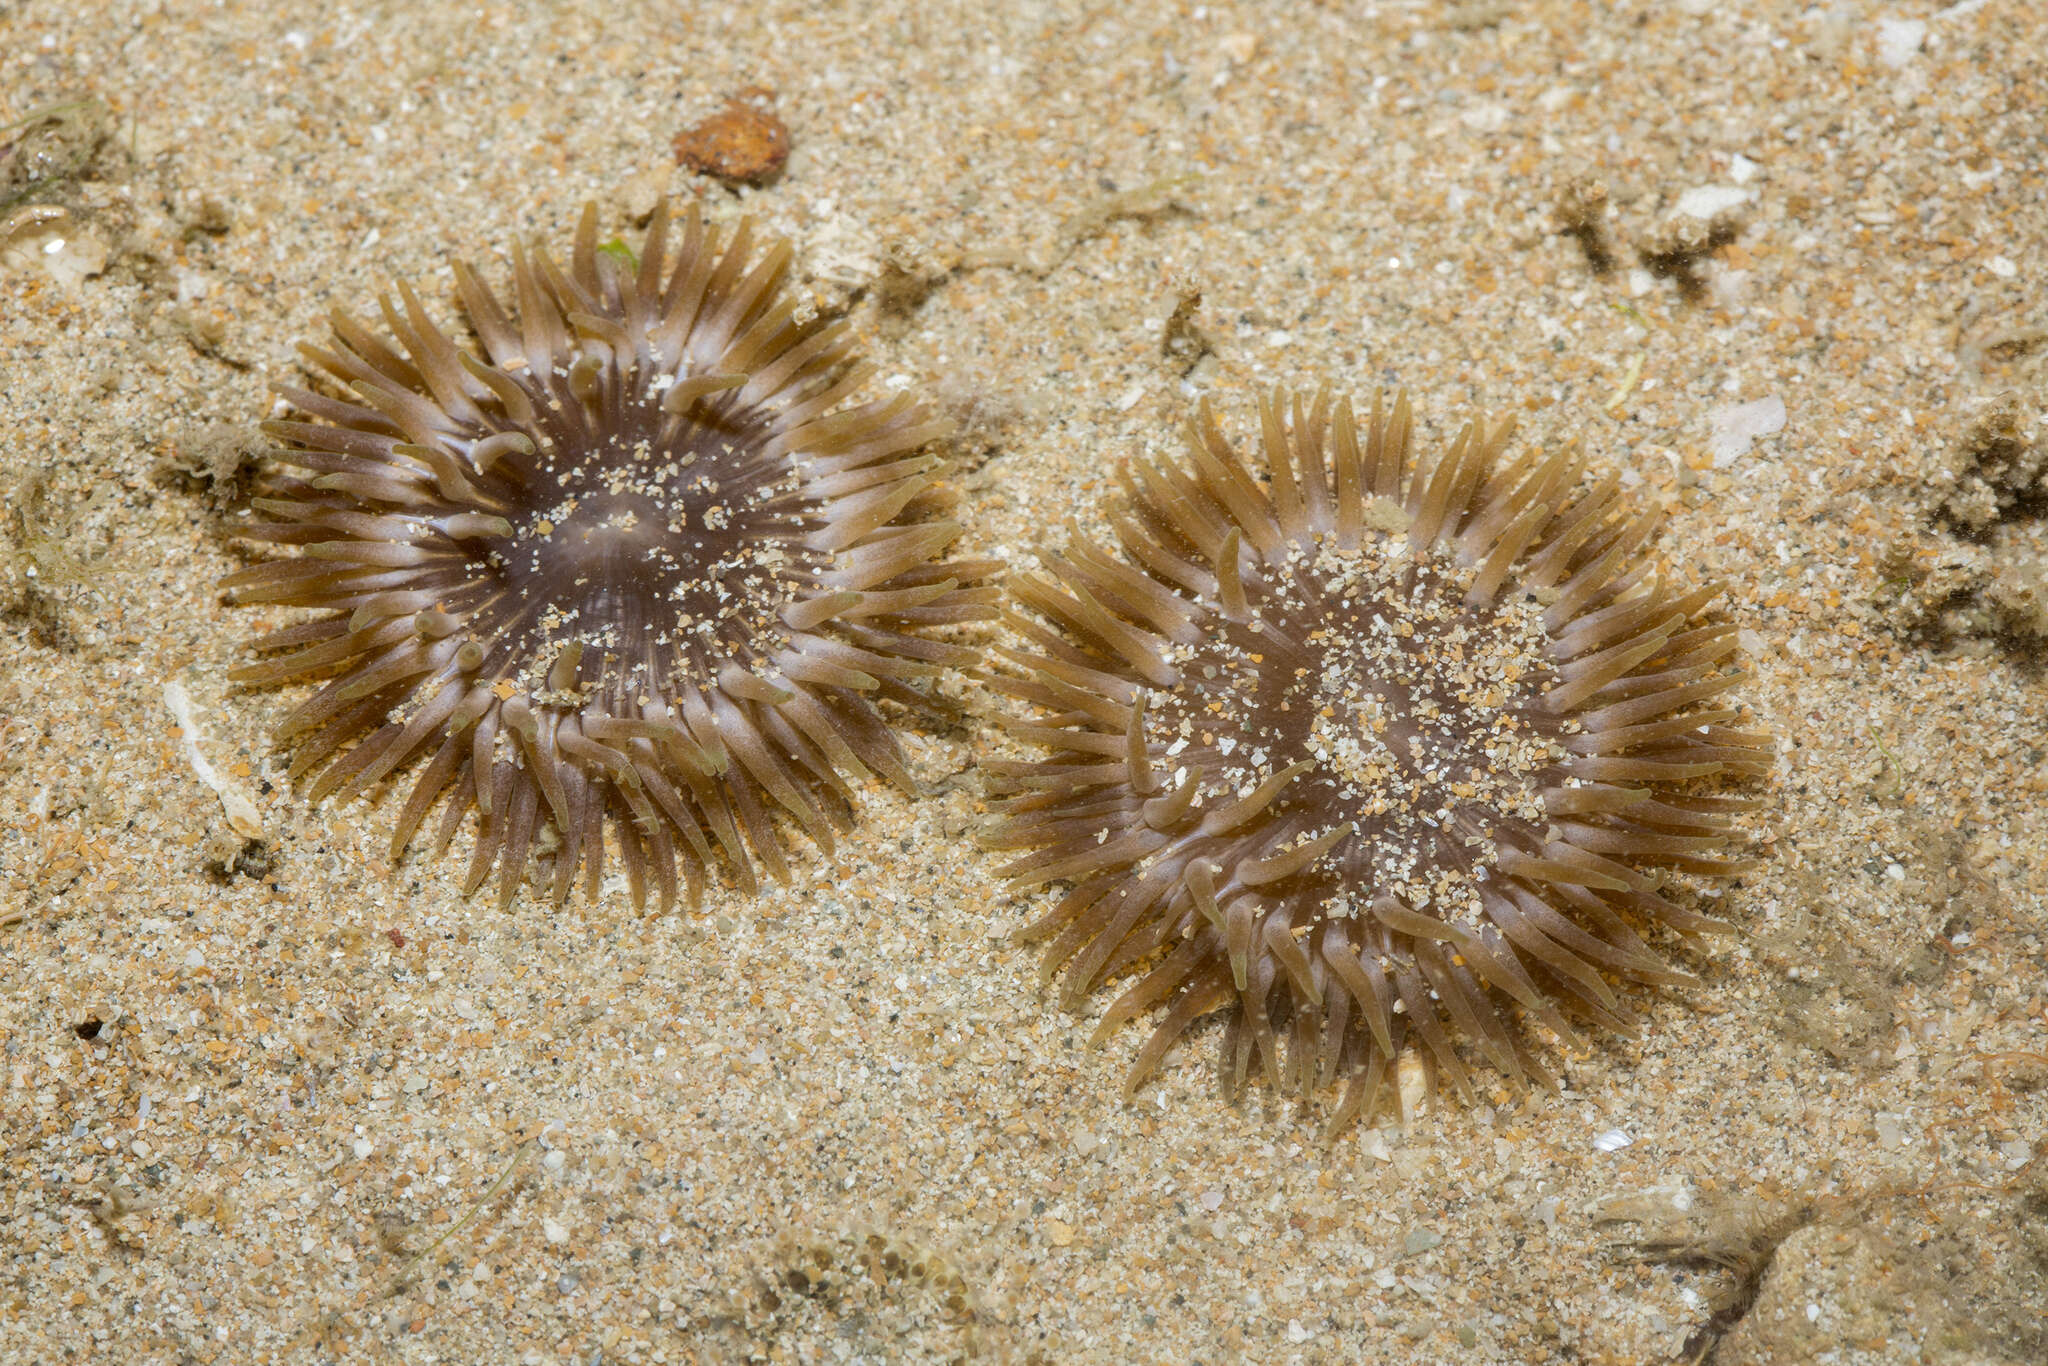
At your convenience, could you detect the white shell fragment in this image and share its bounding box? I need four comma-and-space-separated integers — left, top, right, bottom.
1875, 18, 1927, 69
1673, 185, 1753, 221
1593, 1127, 1635, 1153
163, 681, 264, 840
1708, 395, 1788, 467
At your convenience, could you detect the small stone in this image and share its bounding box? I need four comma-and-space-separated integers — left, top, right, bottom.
1875, 18, 1927, 69
543, 1218, 569, 1245
1674, 185, 1753, 221
1286, 1319, 1311, 1343
674, 88, 789, 186
352, 1138, 373, 1159
1402, 1228, 1443, 1257
1708, 395, 1787, 467
1986, 255, 2017, 279
620, 167, 667, 223
1044, 1217, 1074, 1247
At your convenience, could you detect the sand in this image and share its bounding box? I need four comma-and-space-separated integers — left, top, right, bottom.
3, 1, 2045, 1362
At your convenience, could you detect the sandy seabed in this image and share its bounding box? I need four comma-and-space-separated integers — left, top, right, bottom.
3, 2, 2046, 1363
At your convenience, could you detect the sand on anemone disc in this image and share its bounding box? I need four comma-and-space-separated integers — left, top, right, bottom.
223, 201, 1000, 911
986, 389, 1772, 1138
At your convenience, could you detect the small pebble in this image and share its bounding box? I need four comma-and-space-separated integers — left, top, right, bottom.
1708, 395, 1787, 466
1673, 185, 1751, 220
673, 88, 789, 185
1874, 18, 1927, 68
1403, 1228, 1443, 1257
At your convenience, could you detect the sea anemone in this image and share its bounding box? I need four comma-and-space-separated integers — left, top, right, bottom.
987, 390, 1768, 1135
224, 202, 998, 910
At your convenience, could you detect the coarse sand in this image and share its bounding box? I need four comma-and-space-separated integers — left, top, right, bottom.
3, 2, 2046, 1363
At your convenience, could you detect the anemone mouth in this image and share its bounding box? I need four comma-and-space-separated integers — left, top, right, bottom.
223, 201, 1000, 911
987, 388, 1771, 1136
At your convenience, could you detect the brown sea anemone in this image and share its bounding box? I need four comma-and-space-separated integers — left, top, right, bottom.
987, 390, 1769, 1136
224, 202, 997, 910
